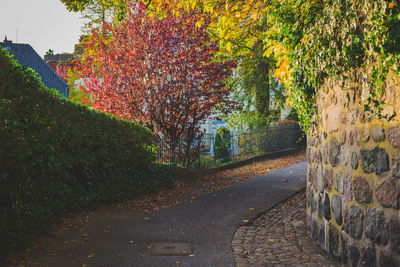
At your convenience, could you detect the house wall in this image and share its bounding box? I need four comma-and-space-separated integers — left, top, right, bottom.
306, 69, 400, 266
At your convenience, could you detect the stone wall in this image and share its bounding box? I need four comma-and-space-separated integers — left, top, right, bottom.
306, 70, 400, 266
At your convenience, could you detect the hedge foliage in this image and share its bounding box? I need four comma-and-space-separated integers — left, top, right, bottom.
0, 48, 174, 261
214, 128, 231, 162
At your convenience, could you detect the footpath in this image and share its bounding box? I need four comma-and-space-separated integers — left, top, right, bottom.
7, 161, 338, 267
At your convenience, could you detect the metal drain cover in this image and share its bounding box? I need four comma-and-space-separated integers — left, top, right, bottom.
148, 242, 193, 255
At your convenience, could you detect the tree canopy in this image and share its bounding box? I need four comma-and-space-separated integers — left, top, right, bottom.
146, 0, 400, 129
63, 0, 400, 130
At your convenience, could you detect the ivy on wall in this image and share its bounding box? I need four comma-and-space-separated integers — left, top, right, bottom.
266, 0, 400, 130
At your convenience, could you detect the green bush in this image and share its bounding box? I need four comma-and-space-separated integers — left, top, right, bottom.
0, 49, 174, 261
214, 128, 231, 162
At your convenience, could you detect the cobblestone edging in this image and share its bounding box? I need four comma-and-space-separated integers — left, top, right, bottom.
231, 191, 340, 266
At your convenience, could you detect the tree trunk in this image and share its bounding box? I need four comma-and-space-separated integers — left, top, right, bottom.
255, 59, 270, 117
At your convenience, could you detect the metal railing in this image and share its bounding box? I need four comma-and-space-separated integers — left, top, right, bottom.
152, 125, 305, 168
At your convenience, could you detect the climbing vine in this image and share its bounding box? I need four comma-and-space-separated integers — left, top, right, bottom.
265, 0, 400, 130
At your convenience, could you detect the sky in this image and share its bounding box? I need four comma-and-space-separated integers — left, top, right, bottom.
0, 0, 84, 57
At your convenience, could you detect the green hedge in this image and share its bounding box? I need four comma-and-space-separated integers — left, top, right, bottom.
0, 49, 174, 261
214, 128, 231, 163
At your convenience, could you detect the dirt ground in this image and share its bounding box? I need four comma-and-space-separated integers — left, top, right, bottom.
6, 150, 305, 266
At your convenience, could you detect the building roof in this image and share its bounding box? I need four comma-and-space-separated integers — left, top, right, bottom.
0, 38, 69, 97
44, 54, 74, 63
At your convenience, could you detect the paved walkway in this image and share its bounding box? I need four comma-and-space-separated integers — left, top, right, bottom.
7, 161, 336, 267
232, 191, 339, 267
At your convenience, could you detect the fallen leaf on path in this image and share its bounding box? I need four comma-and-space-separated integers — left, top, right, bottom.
267, 239, 275, 242
88, 253, 95, 258
248, 208, 255, 211
242, 219, 249, 223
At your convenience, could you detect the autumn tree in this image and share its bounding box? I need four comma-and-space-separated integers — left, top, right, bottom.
79, 1, 235, 166
146, 1, 279, 127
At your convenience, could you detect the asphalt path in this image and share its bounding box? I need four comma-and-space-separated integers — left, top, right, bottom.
26, 161, 307, 267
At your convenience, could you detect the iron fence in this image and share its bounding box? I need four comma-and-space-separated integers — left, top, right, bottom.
152, 124, 306, 168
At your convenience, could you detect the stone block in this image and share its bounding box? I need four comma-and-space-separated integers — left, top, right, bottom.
318, 194, 324, 218
323, 168, 333, 190
388, 127, 400, 148
334, 171, 344, 193
328, 109, 340, 133
340, 130, 346, 145
328, 224, 339, 257
341, 232, 348, 264
323, 144, 329, 164
379, 251, 396, 267
329, 137, 340, 167
350, 152, 359, 170
353, 177, 372, 204
324, 193, 331, 221
361, 247, 376, 267
340, 111, 347, 124
365, 208, 388, 245
317, 165, 324, 192
312, 220, 319, 241
331, 194, 342, 225
375, 179, 399, 208
361, 149, 374, 174
343, 204, 350, 233
360, 147, 390, 175
311, 166, 318, 191
309, 190, 315, 212
349, 205, 364, 239
372, 147, 390, 175
393, 161, 400, 178
348, 110, 358, 124
371, 126, 385, 142
345, 173, 353, 201
350, 246, 360, 267
340, 147, 350, 167
389, 218, 400, 254
349, 128, 360, 146
319, 224, 326, 248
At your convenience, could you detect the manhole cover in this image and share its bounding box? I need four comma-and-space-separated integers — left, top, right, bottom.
148, 242, 193, 255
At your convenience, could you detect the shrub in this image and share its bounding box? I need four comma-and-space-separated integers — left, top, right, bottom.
214, 128, 231, 162
0, 48, 174, 261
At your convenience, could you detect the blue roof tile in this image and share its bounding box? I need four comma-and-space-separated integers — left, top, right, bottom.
0, 42, 69, 97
